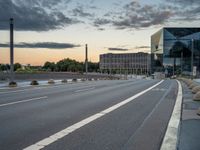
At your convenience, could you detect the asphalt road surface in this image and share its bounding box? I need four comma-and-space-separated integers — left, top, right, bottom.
0, 79, 178, 150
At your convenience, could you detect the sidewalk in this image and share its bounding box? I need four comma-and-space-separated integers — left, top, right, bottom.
178, 82, 200, 150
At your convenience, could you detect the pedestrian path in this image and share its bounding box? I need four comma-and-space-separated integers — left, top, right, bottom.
178, 82, 200, 150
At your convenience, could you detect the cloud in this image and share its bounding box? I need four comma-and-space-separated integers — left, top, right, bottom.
167, 0, 200, 5
72, 5, 94, 17
159, 0, 200, 22
135, 46, 150, 49
108, 47, 129, 51
93, 18, 111, 27
0, 42, 80, 49
0, 0, 78, 31
93, 1, 173, 30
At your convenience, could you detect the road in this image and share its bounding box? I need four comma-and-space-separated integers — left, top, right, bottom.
0, 79, 178, 150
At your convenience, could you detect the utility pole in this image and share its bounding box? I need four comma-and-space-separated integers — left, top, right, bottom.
191, 39, 194, 79
10, 18, 15, 84
85, 44, 88, 74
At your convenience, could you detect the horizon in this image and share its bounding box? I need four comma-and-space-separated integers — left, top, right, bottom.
0, 0, 200, 65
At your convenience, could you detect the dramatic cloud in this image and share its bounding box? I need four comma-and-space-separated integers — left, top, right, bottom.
163, 0, 200, 21
0, 0, 77, 31
93, 1, 173, 30
108, 47, 129, 51
72, 5, 94, 17
93, 18, 111, 27
0, 42, 80, 49
167, 0, 200, 5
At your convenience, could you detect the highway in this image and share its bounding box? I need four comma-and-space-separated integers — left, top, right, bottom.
0, 79, 178, 150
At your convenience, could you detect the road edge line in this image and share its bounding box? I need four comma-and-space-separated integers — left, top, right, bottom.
23, 80, 164, 150
160, 80, 182, 150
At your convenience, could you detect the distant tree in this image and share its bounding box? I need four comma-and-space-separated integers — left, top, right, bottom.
43, 58, 99, 73
43, 62, 56, 71
88, 62, 99, 72
0, 64, 10, 72
14, 63, 22, 71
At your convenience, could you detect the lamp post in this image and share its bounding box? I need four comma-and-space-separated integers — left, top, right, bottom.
181, 51, 183, 76
85, 44, 88, 75
9, 18, 16, 86
191, 39, 194, 79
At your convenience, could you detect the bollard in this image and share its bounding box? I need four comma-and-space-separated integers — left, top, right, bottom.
188, 83, 197, 89
48, 79, 55, 84
193, 91, 200, 101
192, 86, 200, 94
61, 79, 68, 83
197, 108, 200, 116
9, 81, 17, 87
30, 80, 39, 85
72, 78, 77, 82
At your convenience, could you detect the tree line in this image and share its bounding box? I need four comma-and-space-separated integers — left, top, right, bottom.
0, 58, 99, 73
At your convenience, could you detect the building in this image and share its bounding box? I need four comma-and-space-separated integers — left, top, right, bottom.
99, 52, 150, 74
151, 28, 200, 77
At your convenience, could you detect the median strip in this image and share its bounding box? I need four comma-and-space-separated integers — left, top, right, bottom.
23, 80, 164, 150
0, 96, 48, 107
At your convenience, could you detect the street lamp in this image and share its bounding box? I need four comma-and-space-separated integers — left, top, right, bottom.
9, 18, 17, 86
191, 39, 194, 79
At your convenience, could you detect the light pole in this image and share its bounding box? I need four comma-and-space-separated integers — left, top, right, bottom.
85, 44, 88, 75
191, 39, 194, 79
181, 51, 183, 76
9, 18, 16, 86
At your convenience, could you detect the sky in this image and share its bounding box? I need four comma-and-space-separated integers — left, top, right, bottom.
0, 0, 200, 65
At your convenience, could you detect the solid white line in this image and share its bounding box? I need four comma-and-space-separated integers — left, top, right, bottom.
23, 80, 164, 150
160, 80, 182, 150
0, 96, 48, 107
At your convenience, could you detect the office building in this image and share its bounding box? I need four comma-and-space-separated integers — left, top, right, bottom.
151, 28, 200, 77
99, 52, 150, 74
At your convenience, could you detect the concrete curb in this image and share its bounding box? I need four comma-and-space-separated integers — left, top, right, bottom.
160, 80, 182, 150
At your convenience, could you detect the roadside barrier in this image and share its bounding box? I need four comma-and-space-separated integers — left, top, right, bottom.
30, 80, 39, 85
48, 79, 55, 84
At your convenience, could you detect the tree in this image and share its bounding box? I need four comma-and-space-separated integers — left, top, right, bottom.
0, 64, 10, 71
43, 62, 56, 71
14, 63, 22, 71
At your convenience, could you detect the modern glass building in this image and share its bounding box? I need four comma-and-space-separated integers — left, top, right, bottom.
151, 28, 200, 77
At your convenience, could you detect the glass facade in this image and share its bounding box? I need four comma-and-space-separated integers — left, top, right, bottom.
151, 28, 200, 77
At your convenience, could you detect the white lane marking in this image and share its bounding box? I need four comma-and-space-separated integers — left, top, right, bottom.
23, 80, 164, 150
0, 96, 48, 107
74, 87, 95, 93
160, 80, 182, 150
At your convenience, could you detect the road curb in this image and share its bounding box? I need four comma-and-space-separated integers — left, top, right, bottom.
160, 80, 182, 150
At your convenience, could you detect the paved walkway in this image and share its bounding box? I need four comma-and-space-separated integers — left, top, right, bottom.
178, 82, 200, 150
